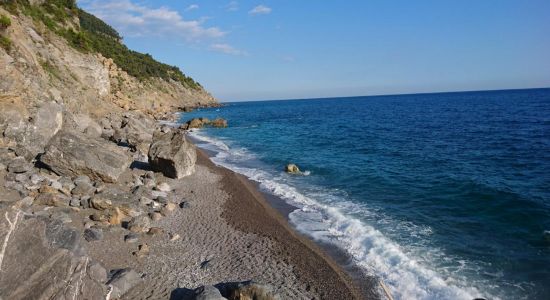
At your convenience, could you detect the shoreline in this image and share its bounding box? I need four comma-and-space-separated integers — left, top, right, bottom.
194, 145, 381, 299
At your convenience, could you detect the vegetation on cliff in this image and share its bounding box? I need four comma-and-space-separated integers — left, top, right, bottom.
0, 0, 201, 89
0, 13, 11, 50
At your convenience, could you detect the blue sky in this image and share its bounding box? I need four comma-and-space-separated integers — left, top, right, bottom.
78, 0, 550, 102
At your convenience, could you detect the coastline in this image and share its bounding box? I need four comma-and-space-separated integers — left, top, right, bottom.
197, 149, 380, 299
75, 139, 378, 299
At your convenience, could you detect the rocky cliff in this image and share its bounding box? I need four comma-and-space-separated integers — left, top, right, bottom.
0, 0, 217, 120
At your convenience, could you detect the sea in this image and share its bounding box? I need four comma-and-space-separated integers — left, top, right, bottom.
180, 88, 550, 300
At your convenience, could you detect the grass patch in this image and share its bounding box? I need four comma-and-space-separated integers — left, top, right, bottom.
0, 35, 11, 51
40, 60, 62, 80
0, 14, 11, 29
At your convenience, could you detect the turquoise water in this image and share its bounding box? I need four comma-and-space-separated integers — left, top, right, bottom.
181, 88, 550, 300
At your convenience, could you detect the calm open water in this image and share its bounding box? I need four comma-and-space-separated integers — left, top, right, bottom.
182, 88, 550, 300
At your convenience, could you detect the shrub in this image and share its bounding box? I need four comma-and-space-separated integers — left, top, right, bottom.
0, 35, 11, 51
0, 14, 11, 29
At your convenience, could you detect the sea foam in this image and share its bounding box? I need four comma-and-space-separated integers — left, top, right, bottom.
189, 130, 493, 300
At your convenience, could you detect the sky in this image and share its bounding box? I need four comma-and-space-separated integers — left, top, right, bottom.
77, 0, 550, 102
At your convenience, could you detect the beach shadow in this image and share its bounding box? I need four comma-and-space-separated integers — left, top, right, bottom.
130, 160, 151, 171
169, 288, 195, 300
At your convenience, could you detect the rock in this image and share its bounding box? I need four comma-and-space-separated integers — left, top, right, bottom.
74, 175, 92, 186
88, 261, 108, 283
155, 182, 171, 192
151, 190, 168, 200
90, 197, 112, 211
0, 210, 108, 299
83, 228, 103, 242
147, 227, 164, 236
72, 113, 102, 138
149, 212, 163, 221
108, 207, 127, 225
179, 201, 191, 209
285, 164, 300, 174
7, 157, 32, 173
210, 118, 228, 128
8, 102, 64, 160
169, 233, 180, 241
139, 197, 153, 206
30, 173, 45, 185
124, 233, 139, 243
69, 198, 81, 207
148, 129, 196, 179
160, 203, 176, 217
39, 130, 132, 183
186, 118, 209, 129
49, 180, 63, 190
194, 285, 226, 300
34, 192, 70, 207
71, 181, 96, 196
133, 243, 150, 257
227, 282, 280, 300
50, 211, 72, 224
128, 215, 151, 233
106, 268, 142, 299
111, 113, 155, 154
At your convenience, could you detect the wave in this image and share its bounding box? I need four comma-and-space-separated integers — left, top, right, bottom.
188, 130, 493, 300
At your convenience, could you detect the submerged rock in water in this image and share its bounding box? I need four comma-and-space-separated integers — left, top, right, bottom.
39, 130, 132, 183
148, 129, 196, 179
209, 118, 228, 128
285, 164, 300, 174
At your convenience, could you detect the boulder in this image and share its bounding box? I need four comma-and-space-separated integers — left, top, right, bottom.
8, 102, 63, 160
148, 129, 196, 179
106, 268, 142, 299
7, 157, 32, 174
0, 208, 108, 299
285, 164, 300, 174
194, 285, 226, 300
225, 282, 280, 300
112, 113, 155, 154
210, 118, 228, 128
39, 130, 131, 183
84, 228, 104, 242
72, 113, 103, 138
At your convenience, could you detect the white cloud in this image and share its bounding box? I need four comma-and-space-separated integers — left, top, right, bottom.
185, 4, 199, 11
226, 1, 239, 12
210, 43, 247, 56
78, 0, 224, 41
249, 5, 272, 15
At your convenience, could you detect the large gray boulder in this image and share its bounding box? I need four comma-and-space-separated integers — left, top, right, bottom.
112, 112, 155, 154
40, 130, 131, 183
0, 208, 108, 300
148, 129, 196, 179
1, 102, 63, 160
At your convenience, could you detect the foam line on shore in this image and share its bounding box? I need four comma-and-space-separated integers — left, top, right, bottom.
188, 129, 494, 300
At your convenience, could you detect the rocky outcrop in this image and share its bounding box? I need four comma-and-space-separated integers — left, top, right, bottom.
285, 164, 300, 174
39, 130, 132, 183
111, 112, 156, 154
148, 129, 196, 179
0, 208, 108, 300
1, 102, 63, 160
181, 117, 228, 130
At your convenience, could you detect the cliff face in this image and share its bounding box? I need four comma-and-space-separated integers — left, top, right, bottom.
0, 3, 217, 119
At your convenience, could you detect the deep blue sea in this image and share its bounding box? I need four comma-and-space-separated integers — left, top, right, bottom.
181, 88, 550, 300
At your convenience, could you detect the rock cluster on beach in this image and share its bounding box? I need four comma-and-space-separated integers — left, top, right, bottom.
0, 101, 288, 299
181, 117, 228, 130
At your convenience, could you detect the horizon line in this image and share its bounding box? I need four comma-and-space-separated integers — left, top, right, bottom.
219, 86, 550, 103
